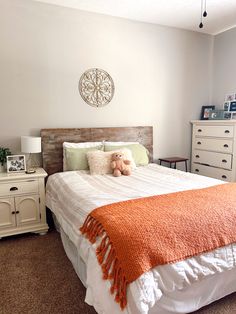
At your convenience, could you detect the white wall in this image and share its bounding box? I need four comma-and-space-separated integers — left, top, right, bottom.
0, 0, 213, 163
212, 27, 236, 107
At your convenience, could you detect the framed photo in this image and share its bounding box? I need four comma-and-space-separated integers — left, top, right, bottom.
7, 155, 26, 173
223, 111, 231, 120
225, 93, 236, 102
209, 109, 225, 120
200, 105, 215, 120
223, 101, 230, 111
229, 101, 236, 112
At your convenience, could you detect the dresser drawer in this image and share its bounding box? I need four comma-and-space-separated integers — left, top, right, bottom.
193, 138, 233, 153
192, 150, 232, 169
192, 163, 232, 182
193, 124, 234, 138
0, 180, 38, 197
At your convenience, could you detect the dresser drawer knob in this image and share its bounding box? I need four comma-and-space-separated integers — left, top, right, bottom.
222, 175, 227, 179
15, 211, 19, 214
224, 144, 229, 148
225, 130, 230, 134
10, 187, 18, 191
11, 211, 15, 215
222, 159, 227, 163
197, 129, 202, 132
195, 155, 200, 158
197, 141, 201, 145
195, 169, 199, 172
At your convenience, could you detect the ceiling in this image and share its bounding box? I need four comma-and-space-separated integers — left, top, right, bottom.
32, 0, 236, 35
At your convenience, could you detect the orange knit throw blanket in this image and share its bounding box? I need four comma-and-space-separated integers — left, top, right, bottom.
80, 183, 236, 309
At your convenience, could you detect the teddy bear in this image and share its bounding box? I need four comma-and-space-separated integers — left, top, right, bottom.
111, 152, 131, 177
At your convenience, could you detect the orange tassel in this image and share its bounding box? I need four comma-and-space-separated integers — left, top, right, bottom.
80, 215, 129, 310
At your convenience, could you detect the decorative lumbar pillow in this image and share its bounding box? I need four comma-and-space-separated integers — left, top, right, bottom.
64, 145, 103, 171
104, 144, 149, 166
63, 142, 103, 171
87, 149, 135, 175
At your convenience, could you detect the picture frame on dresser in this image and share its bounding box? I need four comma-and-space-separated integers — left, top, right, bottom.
232, 113, 236, 120
225, 93, 236, 102
6, 155, 26, 173
223, 101, 230, 111
200, 105, 215, 120
229, 101, 236, 112
223, 111, 231, 120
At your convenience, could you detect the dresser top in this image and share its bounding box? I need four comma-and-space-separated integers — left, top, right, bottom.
0, 168, 47, 182
191, 120, 236, 125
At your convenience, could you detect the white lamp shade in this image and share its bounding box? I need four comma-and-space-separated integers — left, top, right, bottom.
21, 136, 41, 153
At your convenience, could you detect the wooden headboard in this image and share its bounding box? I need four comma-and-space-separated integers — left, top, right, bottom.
41, 126, 153, 175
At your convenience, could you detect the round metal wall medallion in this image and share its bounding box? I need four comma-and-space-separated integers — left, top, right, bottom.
79, 68, 115, 108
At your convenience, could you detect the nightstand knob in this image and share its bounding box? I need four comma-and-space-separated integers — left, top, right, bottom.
197, 129, 202, 132
225, 130, 230, 134
197, 141, 201, 145
224, 144, 229, 148
195, 155, 200, 158
222, 175, 227, 179
10, 187, 18, 191
222, 159, 227, 163
195, 169, 199, 172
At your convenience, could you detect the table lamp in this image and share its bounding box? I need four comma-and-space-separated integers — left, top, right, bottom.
21, 136, 41, 173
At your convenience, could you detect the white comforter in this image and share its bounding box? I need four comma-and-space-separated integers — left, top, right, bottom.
46, 164, 236, 314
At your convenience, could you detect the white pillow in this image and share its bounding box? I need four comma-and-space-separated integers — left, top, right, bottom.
63, 141, 103, 148
63, 142, 103, 171
87, 149, 136, 175
104, 141, 139, 146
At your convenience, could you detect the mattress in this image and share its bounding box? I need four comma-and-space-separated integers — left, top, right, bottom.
46, 164, 236, 314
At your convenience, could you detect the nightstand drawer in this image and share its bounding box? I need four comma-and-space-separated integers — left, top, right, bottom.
193, 125, 234, 138
0, 180, 38, 197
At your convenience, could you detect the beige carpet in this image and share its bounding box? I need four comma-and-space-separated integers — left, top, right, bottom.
0, 229, 236, 314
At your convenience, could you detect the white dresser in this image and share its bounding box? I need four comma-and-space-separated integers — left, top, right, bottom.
191, 120, 236, 182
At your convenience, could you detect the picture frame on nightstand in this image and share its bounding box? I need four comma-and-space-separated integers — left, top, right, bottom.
6, 154, 26, 173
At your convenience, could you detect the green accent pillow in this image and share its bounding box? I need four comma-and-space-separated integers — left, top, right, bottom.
65, 145, 103, 171
104, 144, 149, 166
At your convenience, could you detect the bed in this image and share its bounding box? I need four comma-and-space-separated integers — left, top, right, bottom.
42, 126, 236, 314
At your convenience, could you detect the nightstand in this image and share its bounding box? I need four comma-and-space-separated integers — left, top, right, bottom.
159, 157, 188, 172
0, 168, 48, 239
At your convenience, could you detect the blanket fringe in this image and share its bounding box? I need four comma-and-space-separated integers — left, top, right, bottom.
80, 215, 128, 310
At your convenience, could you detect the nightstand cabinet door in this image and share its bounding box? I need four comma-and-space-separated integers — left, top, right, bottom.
0, 198, 16, 229
15, 195, 40, 227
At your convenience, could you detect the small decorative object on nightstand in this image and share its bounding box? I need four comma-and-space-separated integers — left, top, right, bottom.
159, 157, 188, 172
0, 168, 48, 239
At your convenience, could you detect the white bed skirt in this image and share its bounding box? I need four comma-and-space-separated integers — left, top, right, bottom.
56, 217, 236, 314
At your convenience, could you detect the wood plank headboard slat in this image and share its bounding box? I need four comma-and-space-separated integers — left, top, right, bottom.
41, 126, 153, 175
